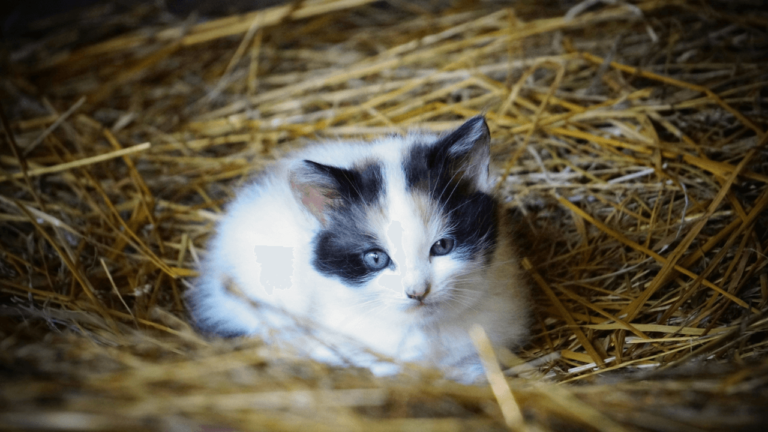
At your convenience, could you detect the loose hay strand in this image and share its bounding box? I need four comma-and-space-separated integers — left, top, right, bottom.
470, 324, 526, 430
1, 142, 151, 182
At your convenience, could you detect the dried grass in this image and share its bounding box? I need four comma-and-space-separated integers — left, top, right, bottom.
1, 0, 767, 430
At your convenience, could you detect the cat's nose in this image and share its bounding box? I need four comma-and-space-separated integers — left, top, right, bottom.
406, 283, 431, 302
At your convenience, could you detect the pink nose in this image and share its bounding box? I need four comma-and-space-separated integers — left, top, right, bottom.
406, 283, 431, 302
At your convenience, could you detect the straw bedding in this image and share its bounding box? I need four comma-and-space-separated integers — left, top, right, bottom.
1, 0, 767, 430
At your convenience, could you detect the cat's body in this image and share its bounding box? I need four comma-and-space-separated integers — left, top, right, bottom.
188, 117, 530, 380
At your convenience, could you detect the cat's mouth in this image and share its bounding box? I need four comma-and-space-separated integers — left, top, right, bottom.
402, 300, 438, 319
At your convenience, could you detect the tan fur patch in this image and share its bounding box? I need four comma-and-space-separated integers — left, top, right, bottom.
411, 191, 438, 227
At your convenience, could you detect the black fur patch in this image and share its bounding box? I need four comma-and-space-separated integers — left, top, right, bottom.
403, 132, 498, 261
302, 160, 383, 205
310, 161, 388, 286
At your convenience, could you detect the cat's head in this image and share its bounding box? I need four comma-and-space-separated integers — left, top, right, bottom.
290, 116, 499, 323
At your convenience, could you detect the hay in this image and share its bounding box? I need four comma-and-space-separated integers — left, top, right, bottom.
1, 0, 767, 430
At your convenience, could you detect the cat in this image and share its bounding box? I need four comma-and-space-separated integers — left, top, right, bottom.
187, 116, 531, 381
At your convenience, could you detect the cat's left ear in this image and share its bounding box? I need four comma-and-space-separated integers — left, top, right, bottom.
436, 115, 491, 191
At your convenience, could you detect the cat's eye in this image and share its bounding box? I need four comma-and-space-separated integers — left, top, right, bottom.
363, 250, 390, 270
430, 238, 455, 256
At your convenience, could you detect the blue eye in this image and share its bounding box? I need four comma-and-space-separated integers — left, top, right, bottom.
430, 238, 454, 256
363, 250, 390, 270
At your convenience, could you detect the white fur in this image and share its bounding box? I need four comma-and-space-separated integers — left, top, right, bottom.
188, 132, 530, 382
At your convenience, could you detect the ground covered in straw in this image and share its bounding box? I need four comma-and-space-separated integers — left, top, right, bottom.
1, 0, 767, 430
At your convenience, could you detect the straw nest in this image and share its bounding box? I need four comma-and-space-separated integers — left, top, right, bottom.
1, 0, 767, 430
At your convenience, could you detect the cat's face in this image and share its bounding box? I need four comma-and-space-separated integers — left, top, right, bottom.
291, 117, 498, 324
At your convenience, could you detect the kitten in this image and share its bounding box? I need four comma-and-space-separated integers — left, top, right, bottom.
187, 116, 531, 381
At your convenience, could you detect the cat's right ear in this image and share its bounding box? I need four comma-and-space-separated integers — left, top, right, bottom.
289, 160, 343, 225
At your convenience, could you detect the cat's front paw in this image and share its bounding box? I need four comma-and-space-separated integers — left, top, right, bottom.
443, 362, 487, 384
